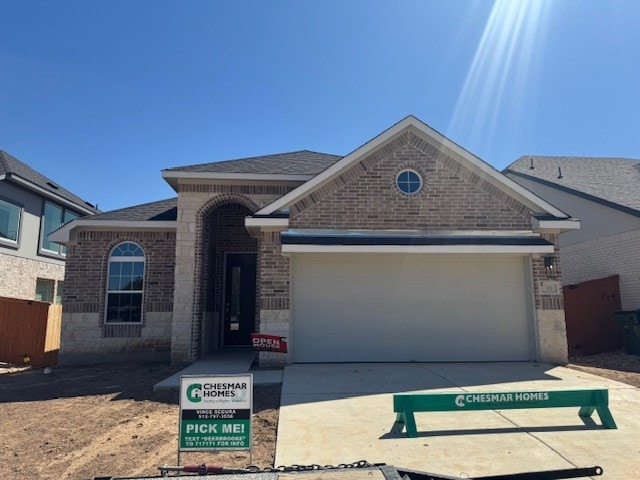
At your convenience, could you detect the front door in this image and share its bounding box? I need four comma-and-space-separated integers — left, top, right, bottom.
223, 253, 257, 346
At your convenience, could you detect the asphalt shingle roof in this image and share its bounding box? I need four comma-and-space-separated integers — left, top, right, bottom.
89, 198, 177, 221
0, 150, 99, 213
164, 150, 342, 175
504, 156, 640, 213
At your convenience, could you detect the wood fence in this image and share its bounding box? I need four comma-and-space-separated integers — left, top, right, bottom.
563, 275, 624, 356
0, 296, 61, 367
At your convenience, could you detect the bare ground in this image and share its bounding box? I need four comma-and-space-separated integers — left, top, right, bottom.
0, 362, 280, 480
1, 350, 639, 480
567, 349, 640, 388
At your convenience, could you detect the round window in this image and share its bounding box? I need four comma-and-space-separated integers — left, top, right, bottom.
396, 170, 422, 194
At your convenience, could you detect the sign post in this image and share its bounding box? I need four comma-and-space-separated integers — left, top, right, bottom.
178, 374, 253, 465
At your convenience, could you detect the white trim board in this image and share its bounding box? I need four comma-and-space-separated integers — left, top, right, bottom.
282, 244, 555, 254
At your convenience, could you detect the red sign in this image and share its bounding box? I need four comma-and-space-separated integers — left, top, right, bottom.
251, 334, 288, 353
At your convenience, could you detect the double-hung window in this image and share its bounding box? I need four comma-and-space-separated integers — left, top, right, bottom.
0, 197, 22, 246
40, 201, 78, 256
105, 242, 145, 324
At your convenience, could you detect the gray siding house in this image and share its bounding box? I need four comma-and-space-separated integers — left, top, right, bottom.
505, 156, 640, 310
0, 151, 98, 303
52, 116, 579, 365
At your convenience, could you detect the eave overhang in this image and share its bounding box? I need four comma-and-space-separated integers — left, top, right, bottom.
280, 229, 555, 255
4, 173, 97, 215
245, 216, 289, 237
49, 219, 177, 245
532, 215, 581, 233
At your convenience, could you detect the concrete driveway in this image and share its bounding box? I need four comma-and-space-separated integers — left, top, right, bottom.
275, 363, 640, 478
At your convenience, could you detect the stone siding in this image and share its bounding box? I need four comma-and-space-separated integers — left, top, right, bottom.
0, 251, 65, 300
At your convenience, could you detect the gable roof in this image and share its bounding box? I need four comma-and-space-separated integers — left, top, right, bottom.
504, 156, 640, 215
0, 150, 99, 215
256, 116, 569, 219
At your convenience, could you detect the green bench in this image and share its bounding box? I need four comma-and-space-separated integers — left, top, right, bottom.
394, 389, 617, 437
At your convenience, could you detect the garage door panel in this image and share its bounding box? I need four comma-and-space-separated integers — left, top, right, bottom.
295, 332, 531, 362
292, 255, 524, 279
294, 305, 529, 335
293, 280, 525, 305
292, 254, 532, 362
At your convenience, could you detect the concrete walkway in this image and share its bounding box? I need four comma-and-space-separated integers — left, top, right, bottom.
275, 363, 640, 478
153, 350, 283, 391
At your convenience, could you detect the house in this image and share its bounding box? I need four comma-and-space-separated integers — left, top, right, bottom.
504, 156, 640, 310
51, 116, 579, 366
0, 151, 99, 303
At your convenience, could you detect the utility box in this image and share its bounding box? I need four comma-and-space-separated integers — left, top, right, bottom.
614, 310, 640, 355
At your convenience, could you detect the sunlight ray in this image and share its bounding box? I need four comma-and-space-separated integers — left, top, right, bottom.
448, 0, 551, 155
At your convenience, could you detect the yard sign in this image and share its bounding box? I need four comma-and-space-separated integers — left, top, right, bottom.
179, 374, 252, 458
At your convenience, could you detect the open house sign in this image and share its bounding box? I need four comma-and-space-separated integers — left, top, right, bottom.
179, 374, 252, 452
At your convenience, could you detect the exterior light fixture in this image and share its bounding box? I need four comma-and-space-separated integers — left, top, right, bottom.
544, 255, 558, 278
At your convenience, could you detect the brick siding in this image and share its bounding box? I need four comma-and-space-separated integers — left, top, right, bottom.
291, 132, 531, 230
562, 227, 640, 310
60, 230, 176, 357
200, 203, 257, 355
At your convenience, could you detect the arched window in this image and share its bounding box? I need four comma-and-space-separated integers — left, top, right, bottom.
105, 242, 145, 324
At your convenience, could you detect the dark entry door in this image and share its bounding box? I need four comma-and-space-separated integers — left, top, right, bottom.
223, 253, 257, 346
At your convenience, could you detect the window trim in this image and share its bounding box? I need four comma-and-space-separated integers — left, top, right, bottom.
0, 195, 23, 249
39, 200, 79, 258
104, 242, 146, 325
395, 169, 423, 195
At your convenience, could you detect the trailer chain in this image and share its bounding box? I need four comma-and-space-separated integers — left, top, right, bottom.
246, 459, 384, 473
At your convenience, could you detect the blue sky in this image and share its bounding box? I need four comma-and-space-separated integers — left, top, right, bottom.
1, 0, 639, 212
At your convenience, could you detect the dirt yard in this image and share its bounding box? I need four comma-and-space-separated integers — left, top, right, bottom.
568, 349, 640, 388
0, 362, 280, 480
1, 350, 639, 480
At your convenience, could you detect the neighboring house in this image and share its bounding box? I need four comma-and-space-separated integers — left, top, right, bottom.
52, 116, 579, 366
505, 156, 640, 310
0, 151, 99, 303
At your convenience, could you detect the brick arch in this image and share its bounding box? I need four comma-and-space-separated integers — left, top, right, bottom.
189, 194, 259, 359
197, 193, 259, 218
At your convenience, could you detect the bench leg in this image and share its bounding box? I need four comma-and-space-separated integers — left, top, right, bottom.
578, 405, 595, 417
579, 405, 617, 429
596, 406, 617, 429
400, 411, 418, 437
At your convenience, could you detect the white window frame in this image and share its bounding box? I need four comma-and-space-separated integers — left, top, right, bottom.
104, 242, 145, 325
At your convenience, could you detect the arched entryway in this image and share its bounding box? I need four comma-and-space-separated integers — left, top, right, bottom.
199, 202, 258, 355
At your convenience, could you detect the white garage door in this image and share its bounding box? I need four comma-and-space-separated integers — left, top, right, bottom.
291, 254, 533, 362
